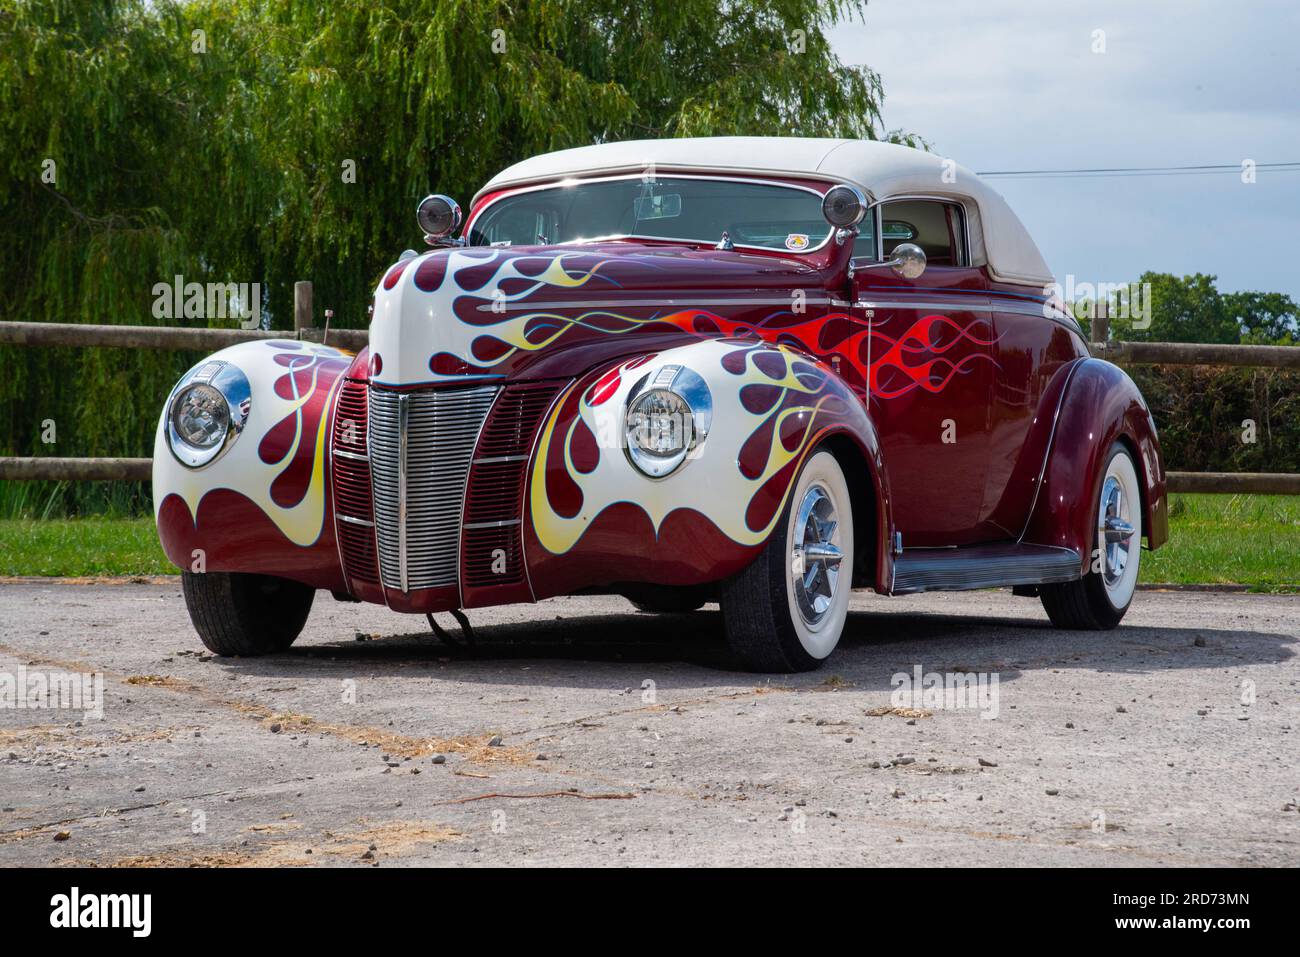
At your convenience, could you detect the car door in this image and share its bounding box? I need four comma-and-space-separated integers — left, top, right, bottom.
851, 198, 994, 547
977, 291, 1087, 539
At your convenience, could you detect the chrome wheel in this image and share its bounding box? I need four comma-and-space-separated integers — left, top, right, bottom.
1098, 476, 1135, 588
790, 484, 844, 626
1096, 449, 1142, 608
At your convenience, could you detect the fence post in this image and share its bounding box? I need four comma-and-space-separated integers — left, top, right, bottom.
294, 281, 314, 333
1091, 297, 1109, 345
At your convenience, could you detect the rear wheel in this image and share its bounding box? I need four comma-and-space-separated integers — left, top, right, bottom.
1040, 442, 1142, 629
720, 449, 854, 672
181, 571, 314, 656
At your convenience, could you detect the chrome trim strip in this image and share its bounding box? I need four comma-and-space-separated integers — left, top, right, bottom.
1016, 357, 1086, 544
397, 393, 409, 593
854, 300, 993, 313
463, 518, 522, 530
474, 296, 835, 313
473, 454, 530, 465
332, 448, 369, 462
338, 514, 374, 528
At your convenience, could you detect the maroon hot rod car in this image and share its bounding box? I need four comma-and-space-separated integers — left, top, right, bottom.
154, 137, 1167, 672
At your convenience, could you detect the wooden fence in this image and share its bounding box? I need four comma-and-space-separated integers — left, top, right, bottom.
0, 288, 1297, 493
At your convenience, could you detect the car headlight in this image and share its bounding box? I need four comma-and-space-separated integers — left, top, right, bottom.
165, 360, 251, 468
171, 384, 228, 449
624, 365, 711, 478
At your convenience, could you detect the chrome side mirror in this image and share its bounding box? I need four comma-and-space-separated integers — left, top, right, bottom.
857, 241, 927, 279
889, 242, 926, 279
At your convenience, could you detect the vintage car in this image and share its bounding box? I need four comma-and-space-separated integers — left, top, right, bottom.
153, 137, 1167, 672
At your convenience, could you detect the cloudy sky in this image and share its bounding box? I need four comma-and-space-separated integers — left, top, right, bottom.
828, 0, 1300, 299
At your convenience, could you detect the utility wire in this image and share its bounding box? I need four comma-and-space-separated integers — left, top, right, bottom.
977, 161, 1300, 179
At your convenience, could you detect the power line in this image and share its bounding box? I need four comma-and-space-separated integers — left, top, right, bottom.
976, 161, 1300, 179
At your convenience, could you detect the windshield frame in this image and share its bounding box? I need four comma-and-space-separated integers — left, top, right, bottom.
465, 172, 837, 255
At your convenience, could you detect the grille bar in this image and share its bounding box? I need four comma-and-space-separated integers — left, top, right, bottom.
369, 385, 498, 592
461, 381, 567, 591
331, 379, 379, 585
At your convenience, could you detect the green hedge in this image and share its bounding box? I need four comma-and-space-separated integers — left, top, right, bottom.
1130, 366, 1300, 474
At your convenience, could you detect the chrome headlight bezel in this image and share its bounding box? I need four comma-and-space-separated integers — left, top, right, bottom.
165, 359, 251, 468
623, 364, 712, 479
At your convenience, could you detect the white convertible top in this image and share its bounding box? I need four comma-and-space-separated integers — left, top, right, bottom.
474, 137, 1054, 287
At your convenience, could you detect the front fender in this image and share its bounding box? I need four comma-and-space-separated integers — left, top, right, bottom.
1022, 358, 1168, 571
522, 338, 894, 599
152, 339, 354, 590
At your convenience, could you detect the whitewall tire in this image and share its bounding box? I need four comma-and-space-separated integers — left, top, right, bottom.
1040, 442, 1143, 629
720, 449, 854, 672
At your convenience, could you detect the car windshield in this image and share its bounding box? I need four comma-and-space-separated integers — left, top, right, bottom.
468, 176, 839, 253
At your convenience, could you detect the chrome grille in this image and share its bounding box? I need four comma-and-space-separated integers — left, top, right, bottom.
368, 385, 499, 591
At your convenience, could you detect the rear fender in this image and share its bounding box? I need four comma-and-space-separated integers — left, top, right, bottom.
1021, 358, 1168, 572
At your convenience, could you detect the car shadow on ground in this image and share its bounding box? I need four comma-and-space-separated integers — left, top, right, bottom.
222, 601, 1299, 692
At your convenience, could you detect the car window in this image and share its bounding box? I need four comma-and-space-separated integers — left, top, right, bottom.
469, 177, 835, 253
849, 212, 877, 261
878, 199, 967, 267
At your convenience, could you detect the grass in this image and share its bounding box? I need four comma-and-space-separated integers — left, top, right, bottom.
0, 517, 173, 577
0, 494, 1296, 589
1140, 493, 1300, 592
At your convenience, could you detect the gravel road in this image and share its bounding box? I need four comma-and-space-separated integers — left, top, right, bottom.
1, 581, 1296, 867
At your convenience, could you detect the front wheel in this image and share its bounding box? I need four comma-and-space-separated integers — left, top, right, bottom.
1040, 442, 1142, 629
181, 571, 314, 656
719, 449, 854, 672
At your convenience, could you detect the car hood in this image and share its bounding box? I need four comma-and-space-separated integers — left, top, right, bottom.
367, 242, 829, 386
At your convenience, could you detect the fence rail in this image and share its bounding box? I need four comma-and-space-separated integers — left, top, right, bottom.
4, 456, 1295, 496
0, 457, 152, 482
0, 320, 368, 352
1092, 340, 1300, 369
1, 288, 1297, 494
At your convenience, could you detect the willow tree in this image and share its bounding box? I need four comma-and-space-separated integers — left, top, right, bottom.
0, 0, 909, 515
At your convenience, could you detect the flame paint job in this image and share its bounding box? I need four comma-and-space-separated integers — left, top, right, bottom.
154, 340, 351, 588
530, 339, 865, 553
155, 183, 1166, 607
522, 340, 892, 599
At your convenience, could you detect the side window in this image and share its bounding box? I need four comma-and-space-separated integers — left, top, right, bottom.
850, 211, 877, 260
879, 200, 967, 267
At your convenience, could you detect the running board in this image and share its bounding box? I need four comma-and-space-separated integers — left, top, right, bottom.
891, 543, 1082, 595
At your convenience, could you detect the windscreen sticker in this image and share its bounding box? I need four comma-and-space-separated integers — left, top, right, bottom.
784, 233, 810, 251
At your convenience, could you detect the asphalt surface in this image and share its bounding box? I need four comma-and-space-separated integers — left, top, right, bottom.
0, 581, 1296, 867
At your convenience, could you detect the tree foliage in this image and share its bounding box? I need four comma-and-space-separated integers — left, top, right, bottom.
1110, 271, 1299, 345
0, 0, 906, 514
1107, 273, 1300, 478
